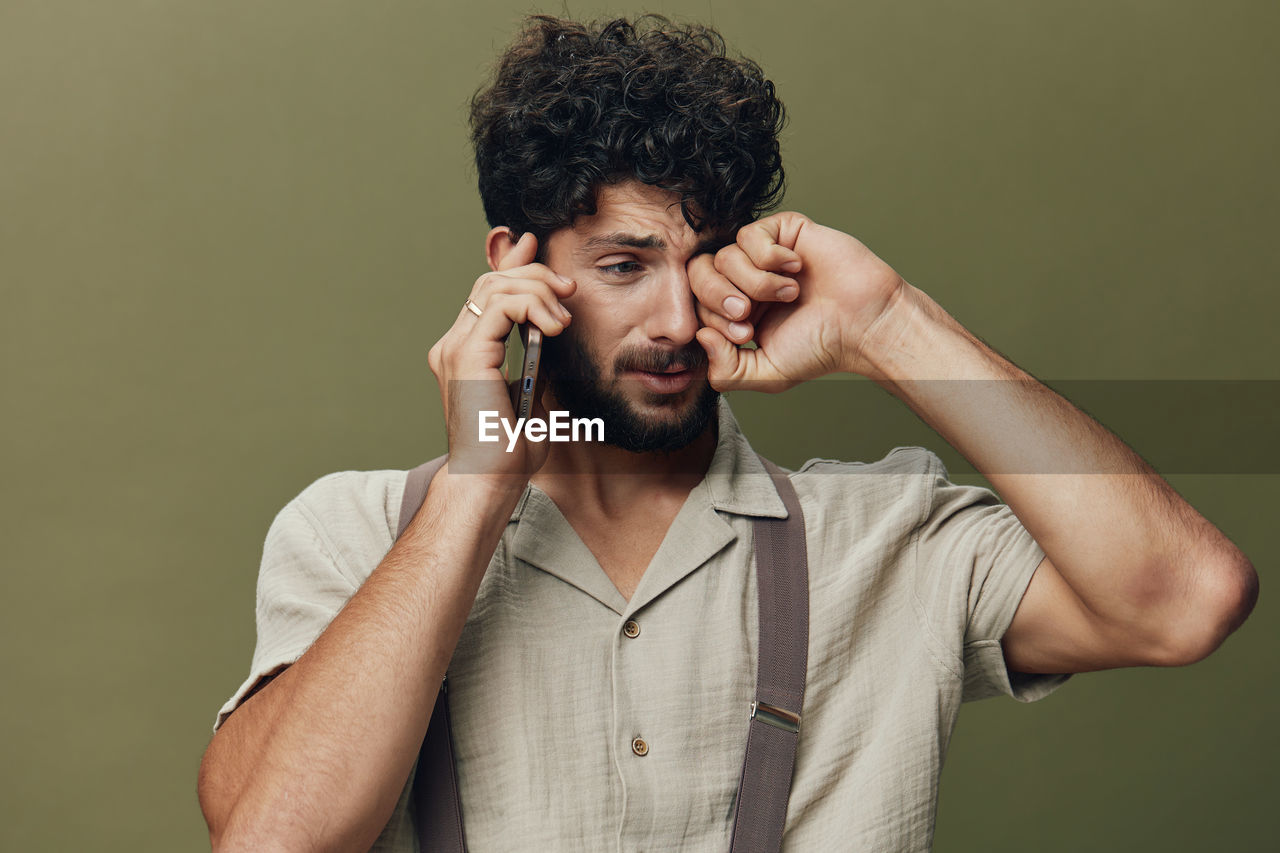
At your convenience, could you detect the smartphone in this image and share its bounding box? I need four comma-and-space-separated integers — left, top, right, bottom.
510, 323, 543, 421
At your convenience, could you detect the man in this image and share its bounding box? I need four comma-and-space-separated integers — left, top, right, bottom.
198, 15, 1258, 852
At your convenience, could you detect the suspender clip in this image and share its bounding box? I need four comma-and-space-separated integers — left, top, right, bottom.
750, 700, 801, 733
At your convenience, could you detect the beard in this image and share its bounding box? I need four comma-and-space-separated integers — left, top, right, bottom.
541, 328, 719, 454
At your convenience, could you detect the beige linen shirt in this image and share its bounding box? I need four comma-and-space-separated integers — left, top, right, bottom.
216, 400, 1070, 851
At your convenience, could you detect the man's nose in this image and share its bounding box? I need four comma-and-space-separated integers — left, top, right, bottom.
644, 266, 700, 345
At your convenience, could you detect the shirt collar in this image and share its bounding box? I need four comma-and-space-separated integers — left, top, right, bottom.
702, 397, 788, 518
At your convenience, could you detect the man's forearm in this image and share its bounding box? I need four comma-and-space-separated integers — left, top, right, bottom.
199, 467, 522, 852
861, 282, 1255, 654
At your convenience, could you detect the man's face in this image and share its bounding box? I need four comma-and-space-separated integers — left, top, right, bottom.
540, 181, 728, 453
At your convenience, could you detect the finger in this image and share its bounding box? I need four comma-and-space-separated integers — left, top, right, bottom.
688, 253, 753, 322
471, 266, 576, 304
470, 291, 570, 349
714, 244, 798, 303
500, 263, 577, 299
695, 327, 755, 391
737, 219, 803, 274
696, 326, 795, 393
696, 300, 754, 345
470, 274, 576, 320
497, 231, 539, 271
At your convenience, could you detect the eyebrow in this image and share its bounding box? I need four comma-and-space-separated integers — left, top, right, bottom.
576, 232, 729, 256
578, 232, 667, 253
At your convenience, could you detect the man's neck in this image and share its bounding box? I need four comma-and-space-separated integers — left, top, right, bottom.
530, 418, 718, 521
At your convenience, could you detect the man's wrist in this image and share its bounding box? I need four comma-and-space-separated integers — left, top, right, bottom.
853, 281, 1004, 390
851, 282, 943, 381
437, 463, 528, 513
400, 462, 526, 548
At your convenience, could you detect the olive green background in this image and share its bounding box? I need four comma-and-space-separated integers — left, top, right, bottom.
2, 1, 1274, 850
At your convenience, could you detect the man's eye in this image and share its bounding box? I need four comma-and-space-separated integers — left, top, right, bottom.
599, 261, 641, 276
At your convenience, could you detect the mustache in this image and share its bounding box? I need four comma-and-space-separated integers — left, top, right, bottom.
614, 344, 708, 374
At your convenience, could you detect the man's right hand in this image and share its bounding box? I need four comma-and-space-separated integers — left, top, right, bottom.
201, 234, 576, 852
426, 231, 575, 481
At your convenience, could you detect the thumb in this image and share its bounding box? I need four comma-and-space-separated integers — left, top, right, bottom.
498, 231, 539, 271
696, 327, 748, 391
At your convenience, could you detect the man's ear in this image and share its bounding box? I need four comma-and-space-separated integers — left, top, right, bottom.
485, 227, 519, 272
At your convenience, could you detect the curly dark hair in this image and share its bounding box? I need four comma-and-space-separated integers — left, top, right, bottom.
469, 15, 786, 244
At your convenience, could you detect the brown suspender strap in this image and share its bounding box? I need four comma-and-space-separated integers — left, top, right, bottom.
728, 457, 809, 853
415, 685, 466, 853
401, 454, 807, 853
397, 456, 467, 853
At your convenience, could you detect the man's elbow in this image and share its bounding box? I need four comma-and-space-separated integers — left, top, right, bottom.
197, 740, 238, 851
202, 794, 316, 853
197, 737, 282, 853
1151, 551, 1259, 667
199, 742, 363, 853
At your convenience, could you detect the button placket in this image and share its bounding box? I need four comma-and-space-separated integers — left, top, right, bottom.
621, 620, 646, 758
614, 610, 655, 845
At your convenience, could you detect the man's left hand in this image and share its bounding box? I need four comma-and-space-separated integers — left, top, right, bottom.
690, 211, 905, 390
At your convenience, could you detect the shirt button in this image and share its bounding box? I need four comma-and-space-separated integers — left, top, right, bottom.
631, 737, 649, 757
622, 620, 641, 639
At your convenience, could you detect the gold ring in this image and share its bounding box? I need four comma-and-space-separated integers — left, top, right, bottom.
463, 298, 482, 318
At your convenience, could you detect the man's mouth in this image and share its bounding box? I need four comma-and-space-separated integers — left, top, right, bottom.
623, 362, 705, 395
612, 345, 709, 395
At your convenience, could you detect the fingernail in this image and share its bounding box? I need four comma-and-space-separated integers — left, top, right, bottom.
558, 303, 572, 319
729, 321, 752, 340
778, 285, 798, 301
723, 296, 748, 318
782, 260, 802, 273
556, 273, 573, 285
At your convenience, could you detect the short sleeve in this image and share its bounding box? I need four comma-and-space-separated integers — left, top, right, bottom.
212, 496, 361, 732
911, 452, 1072, 704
